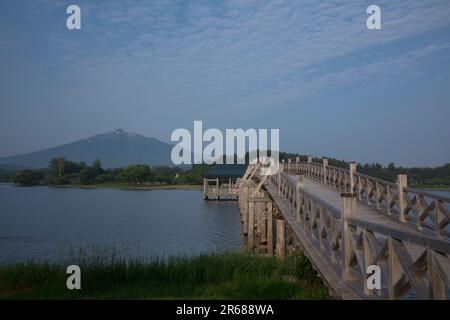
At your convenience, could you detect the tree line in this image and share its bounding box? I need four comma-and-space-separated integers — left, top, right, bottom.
11, 157, 212, 187
4, 153, 450, 188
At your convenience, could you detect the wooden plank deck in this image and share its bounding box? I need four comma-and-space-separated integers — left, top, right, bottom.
264, 180, 362, 299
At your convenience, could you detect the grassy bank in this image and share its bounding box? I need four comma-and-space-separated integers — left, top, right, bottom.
0, 252, 328, 299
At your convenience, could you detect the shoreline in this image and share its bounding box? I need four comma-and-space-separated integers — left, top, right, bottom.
415, 186, 450, 192
4, 182, 450, 192
48, 183, 202, 191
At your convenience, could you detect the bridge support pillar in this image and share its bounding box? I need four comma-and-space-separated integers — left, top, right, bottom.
243, 210, 249, 236
248, 202, 255, 248
341, 192, 357, 281
203, 178, 208, 200
267, 202, 274, 255
276, 218, 286, 257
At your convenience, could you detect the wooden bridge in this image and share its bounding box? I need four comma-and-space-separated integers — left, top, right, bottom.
236, 157, 450, 300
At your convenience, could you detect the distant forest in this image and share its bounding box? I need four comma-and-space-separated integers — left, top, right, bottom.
1, 152, 450, 188
4, 158, 212, 187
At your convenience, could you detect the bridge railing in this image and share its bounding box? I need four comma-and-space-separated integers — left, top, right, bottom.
262, 166, 450, 299
280, 159, 450, 241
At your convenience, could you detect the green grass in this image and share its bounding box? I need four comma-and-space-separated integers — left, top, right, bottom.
0, 252, 329, 300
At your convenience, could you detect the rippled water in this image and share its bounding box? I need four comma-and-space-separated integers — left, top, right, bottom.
0, 185, 242, 264
427, 190, 450, 198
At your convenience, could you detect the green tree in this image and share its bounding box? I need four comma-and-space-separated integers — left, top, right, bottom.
122, 165, 153, 186
92, 159, 103, 175
49, 157, 66, 177
79, 167, 95, 185
13, 170, 44, 186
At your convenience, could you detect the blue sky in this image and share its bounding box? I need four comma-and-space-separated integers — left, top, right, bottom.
1, 0, 450, 166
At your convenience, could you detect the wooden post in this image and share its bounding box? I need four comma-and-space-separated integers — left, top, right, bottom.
341, 192, 356, 280
248, 202, 255, 248
386, 184, 392, 217
296, 174, 304, 223
388, 236, 402, 300
276, 218, 286, 257
260, 202, 267, 244
428, 250, 445, 300
242, 184, 248, 216
243, 203, 249, 235
349, 162, 356, 193
307, 156, 312, 177
216, 178, 220, 200
278, 161, 284, 193
363, 231, 373, 296
255, 199, 261, 239
397, 174, 407, 222
267, 202, 274, 255
203, 178, 208, 200
322, 158, 328, 184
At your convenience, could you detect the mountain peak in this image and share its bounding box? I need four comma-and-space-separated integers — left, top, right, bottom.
88, 128, 141, 142
111, 128, 127, 135
0, 129, 174, 168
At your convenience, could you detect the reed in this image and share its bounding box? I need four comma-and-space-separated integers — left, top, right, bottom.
0, 251, 328, 299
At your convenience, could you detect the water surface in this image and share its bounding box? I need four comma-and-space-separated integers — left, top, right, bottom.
0, 185, 241, 264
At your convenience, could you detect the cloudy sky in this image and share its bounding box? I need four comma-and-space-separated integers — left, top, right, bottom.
1, 0, 450, 166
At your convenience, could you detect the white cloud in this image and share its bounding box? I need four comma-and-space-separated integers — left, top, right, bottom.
13, 0, 450, 112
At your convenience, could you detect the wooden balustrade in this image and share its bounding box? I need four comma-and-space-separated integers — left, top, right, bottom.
280, 159, 450, 240
260, 165, 450, 299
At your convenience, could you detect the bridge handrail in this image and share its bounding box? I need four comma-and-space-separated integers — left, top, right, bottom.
353, 172, 397, 187
272, 170, 450, 253
404, 187, 450, 203
258, 165, 450, 299
349, 217, 450, 254
282, 159, 450, 240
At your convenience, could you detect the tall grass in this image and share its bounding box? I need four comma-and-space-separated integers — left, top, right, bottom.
0, 251, 329, 299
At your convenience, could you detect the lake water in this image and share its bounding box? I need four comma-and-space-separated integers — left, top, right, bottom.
1, 184, 448, 265
426, 190, 450, 198
0, 185, 242, 264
